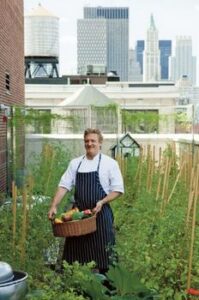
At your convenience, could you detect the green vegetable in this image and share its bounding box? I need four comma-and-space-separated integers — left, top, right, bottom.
72, 211, 84, 220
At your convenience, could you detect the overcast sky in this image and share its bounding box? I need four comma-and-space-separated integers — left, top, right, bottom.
24, 0, 199, 80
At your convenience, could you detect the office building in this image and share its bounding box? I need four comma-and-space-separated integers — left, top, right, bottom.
77, 7, 129, 81
128, 49, 142, 81
77, 19, 107, 75
169, 36, 196, 85
159, 40, 172, 80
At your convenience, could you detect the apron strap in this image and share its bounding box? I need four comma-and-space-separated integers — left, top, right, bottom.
76, 153, 102, 173
76, 156, 85, 172
97, 153, 102, 173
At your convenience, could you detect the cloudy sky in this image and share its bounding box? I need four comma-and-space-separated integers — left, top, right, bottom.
24, 0, 199, 79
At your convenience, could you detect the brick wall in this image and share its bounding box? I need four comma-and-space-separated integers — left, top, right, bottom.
0, 0, 24, 193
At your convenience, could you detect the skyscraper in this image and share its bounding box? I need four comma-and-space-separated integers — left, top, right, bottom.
159, 40, 172, 80
128, 49, 142, 81
143, 14, 160, 82
136, 40, 144, 75
77, 7, 129, 81
77, 18, 107, 75
136, 40, 172, 81
169, 36, 196, 85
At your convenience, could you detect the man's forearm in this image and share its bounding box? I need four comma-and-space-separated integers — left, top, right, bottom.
100, 191, 122, 205
93, 191, 122, 214
50, 186, 68, 209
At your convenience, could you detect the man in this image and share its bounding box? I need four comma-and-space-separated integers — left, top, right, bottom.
48, 128, 124, 273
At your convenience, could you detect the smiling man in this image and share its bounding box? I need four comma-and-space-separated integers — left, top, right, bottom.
48, 128, 124, 273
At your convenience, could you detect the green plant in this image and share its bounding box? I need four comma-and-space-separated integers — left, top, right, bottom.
26, 142, 72, 197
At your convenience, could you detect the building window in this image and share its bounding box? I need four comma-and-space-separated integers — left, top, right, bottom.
5, 73, 10, 92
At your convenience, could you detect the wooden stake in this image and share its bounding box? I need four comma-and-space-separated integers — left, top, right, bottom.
138, 152, 144, 194
158, 147, 162, 168
156, 149, 163, 201
135, 147, 143, 181
167, 162, 185, 203
146, 145, 151, 191
187, 164, 199, 291
45, 150, 55, 195
12, 181, 17, 254
20, 188, 28, 267
156, 170, 163, 201
148, 146, 155, 193
186, 168, 195, 226
161, 157, 169, 201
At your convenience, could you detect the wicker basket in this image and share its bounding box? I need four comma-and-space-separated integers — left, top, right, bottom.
52, 214, 97, 237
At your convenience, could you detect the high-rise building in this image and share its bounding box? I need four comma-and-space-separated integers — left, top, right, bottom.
128, 49, 142, 81
143, 14, 161, 82
136, 40, 172, 80
169, 36, 196, 85
77, 19, 107, 75
159, 40, 172, 80
77, 7, 129, 81
136, 40, 144, 75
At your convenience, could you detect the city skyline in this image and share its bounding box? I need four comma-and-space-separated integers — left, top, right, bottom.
24, 0, 199, 83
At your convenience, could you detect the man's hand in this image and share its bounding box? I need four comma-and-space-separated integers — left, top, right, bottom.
48, 206, 57, 220
93, 200, 104, 214
47, 187, 68, 220
93, 192, 122, 214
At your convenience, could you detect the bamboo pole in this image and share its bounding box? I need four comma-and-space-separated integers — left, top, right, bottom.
156, 147, 163, 201
161, 156, 169, 201
188, 151, 193, 180
12, 181, 17, 254
146, 145, 151, 192
187, 164, 199, 291
27, 176, 34, 211
186, 168, 195, 226
135, 147, 143, 181
20, 188, 28, 267
158, 147, 162, 168
165, 158, 172, 203
148, 146, 155, 193
45, 150, 55, 195
156, 170, 163, 201
146, 157, 152, 192
171, 142, 176, 170
138, 150, 144, 194
167, 162, 185, 203
160, 156, 171, 213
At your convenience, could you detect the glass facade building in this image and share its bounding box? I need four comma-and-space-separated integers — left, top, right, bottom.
77, 7, 129, 81
159, 40, 172, 80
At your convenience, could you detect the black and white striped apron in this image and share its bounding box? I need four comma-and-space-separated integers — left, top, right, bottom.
62, 154, 115, 269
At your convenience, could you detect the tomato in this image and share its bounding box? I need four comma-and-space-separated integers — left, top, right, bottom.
187, 288, 199, 296
83, 209, 92, 215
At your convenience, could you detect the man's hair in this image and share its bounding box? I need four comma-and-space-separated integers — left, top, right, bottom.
84, 128, 103, 143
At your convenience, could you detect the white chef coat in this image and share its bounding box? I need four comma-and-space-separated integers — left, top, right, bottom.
59, 153, 124, 195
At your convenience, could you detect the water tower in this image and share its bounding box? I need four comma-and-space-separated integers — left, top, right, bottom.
25, 3, 59, 78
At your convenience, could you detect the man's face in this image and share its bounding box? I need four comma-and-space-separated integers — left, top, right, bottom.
84, 133, 101, 158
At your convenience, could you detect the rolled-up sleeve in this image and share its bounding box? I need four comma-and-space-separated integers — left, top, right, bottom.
58, 161, 75, 191
109, 160, 124, 194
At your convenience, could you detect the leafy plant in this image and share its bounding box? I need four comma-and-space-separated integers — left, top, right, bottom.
79, 263, 158, 299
